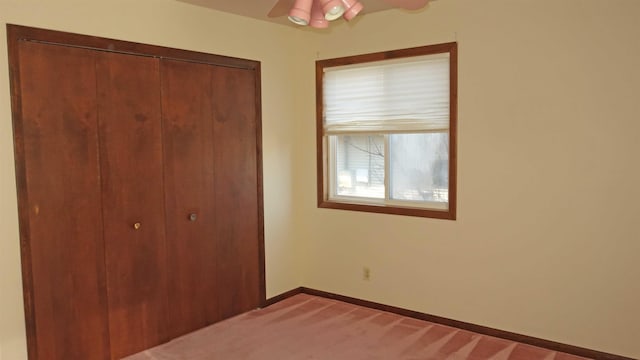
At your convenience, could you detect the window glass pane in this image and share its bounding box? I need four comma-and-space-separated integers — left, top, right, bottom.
333, 134, 385, 199
389, 133, 448, 203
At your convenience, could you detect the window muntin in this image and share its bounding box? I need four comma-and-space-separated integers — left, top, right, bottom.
317, 43, 457, 219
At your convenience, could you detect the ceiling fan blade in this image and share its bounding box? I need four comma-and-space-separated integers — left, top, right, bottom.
383, 0, 430, 11
268, 0, 295, 18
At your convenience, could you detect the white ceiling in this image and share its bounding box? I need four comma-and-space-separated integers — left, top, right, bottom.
176, 0, 404, 27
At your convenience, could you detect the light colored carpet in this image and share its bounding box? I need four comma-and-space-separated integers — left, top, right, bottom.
124, 293, 590, 360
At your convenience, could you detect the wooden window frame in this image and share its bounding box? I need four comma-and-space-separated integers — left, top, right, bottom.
315, 42, 458, 219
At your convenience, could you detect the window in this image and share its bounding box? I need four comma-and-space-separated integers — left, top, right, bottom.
316, 43, 457, 219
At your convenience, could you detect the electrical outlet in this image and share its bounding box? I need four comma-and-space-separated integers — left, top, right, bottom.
363, 266, 371, 281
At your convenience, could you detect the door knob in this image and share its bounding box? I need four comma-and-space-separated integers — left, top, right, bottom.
189, 213, 197, 222
133, 222, 141, 230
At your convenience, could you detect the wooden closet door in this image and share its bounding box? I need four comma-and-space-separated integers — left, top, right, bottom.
211, 66, 262, 319
161, 60, 262, 335
15, 42, 110, 359
96, 52, 168, 359
161, 59, 218, 338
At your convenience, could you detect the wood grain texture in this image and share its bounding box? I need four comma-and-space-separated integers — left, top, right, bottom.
6, 24, 38, 360
15, 41, 111, 360
211, 66, 262, 320
96, 52, 168, 359
253, 63, 267, 308
161, 59, 219, 338
6, 24, 257, 71
9, 24, 266, 360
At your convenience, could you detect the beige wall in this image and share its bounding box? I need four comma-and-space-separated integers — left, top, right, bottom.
0, 0, 303, 358
295, 0, 640, 358
2, 0, 639, 359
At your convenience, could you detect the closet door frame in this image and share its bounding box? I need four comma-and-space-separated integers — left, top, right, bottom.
7, 24, 266, 360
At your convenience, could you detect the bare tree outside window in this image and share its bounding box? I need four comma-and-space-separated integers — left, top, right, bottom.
335, 135, 385, 198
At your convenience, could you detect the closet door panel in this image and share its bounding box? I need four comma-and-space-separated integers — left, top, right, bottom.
16, 42, 110, 359
211, 66, 261, 319
96, 52, 168, 359
161, 59, 218, 338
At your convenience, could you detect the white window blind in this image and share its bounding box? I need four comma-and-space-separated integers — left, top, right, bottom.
323, 53, 450, 135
